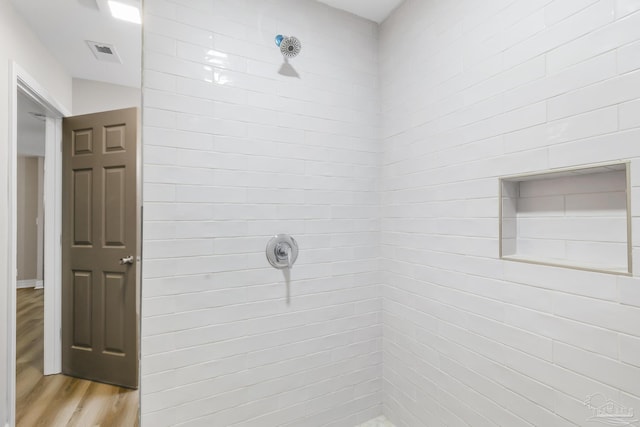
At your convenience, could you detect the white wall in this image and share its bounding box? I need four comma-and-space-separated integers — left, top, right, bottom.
0, 0, 72, 422
380, 0, 640, 426
72, 78, 140, 116
17, 91, 46, 157
142, 0, 382, 425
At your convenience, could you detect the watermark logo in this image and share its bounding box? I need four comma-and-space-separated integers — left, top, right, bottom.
584, 394, 638, 426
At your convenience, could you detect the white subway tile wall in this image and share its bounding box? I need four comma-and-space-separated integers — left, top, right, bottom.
142, 0, 381, 425
142, 0, 640, 425
381, 0, 640, 426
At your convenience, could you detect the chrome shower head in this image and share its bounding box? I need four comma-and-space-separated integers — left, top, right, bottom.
275, 35, 302, 59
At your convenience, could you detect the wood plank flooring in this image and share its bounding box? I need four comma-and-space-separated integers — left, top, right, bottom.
16, 288, 139, 427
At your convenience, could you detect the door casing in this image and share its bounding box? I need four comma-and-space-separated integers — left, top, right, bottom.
6, 62, 70, 427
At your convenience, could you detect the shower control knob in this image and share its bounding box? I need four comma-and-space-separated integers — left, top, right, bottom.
266, 234, 299, 270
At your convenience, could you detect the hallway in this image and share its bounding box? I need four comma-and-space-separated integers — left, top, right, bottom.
16, 288, 138, 426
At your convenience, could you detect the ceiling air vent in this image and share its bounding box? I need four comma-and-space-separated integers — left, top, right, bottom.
86, 40, 122, 63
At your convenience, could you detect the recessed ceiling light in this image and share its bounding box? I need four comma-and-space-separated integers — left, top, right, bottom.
108, 1, 141, 24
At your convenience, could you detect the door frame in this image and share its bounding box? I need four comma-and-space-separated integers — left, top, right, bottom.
7, 62, 70, 426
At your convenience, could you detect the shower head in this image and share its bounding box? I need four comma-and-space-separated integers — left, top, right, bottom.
280, 36, 301, 58
275, 35, 302, 59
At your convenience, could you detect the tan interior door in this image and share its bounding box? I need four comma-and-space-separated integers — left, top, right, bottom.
62, 107, 139, 389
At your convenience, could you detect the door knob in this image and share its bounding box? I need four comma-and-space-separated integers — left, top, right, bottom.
119, 255, 134, 265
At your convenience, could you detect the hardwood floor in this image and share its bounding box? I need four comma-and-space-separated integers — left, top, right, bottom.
16, 288, 139, 427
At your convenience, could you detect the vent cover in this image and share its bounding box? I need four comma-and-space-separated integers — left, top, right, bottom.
86, 40, 122, 63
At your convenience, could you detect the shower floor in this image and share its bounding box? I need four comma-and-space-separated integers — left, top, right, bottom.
357, 416, 396, 427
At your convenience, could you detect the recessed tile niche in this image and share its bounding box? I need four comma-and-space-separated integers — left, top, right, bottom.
500, 163, 632, 275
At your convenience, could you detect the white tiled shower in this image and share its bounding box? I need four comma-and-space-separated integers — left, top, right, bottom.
142, 1, 382, 425
142, 0, 640, 426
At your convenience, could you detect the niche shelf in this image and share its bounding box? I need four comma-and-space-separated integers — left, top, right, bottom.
499, 162, 632, 276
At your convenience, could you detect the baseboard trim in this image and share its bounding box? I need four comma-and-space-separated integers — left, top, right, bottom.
17, 279, 40, 289
34, 280, 44, 289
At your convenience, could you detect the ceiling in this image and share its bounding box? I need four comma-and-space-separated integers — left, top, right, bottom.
17, 91, 46, 157
10, 0, 399, 92
11, 0, 141, 88
317, 0, 404, 23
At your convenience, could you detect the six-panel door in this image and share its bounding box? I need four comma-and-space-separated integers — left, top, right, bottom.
62, 107, 138, 388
